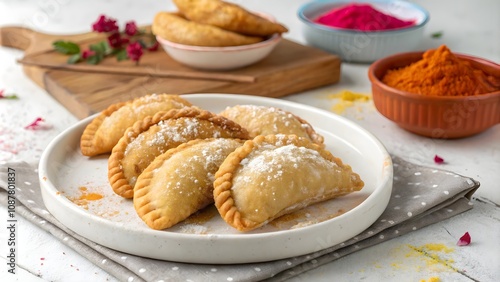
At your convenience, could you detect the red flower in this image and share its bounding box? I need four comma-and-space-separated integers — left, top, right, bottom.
92, 15, 118, 33
125, 21, 138, 36
434, 155, 445, 164
107, 32, 123, 48
457, 232, 471, 246
126, 42, 143, 62
81, 49, 96, 59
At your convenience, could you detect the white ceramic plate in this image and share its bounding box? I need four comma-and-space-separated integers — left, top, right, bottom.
39, 94, 393, 264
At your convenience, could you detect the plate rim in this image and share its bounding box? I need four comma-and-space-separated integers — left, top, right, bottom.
38, 93, 393, 263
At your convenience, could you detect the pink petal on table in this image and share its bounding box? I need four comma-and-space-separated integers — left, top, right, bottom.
457, 232, 471, 246
434, 155, 445, 164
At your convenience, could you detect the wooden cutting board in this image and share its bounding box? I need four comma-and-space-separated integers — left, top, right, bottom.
0, 26, 341, 119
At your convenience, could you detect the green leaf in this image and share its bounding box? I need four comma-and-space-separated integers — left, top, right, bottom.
89, 41, 107, 54
102, 41, 113, 55
115, 49, 129, 61
86, 53, 104, 65
67, 53, 82, 64
0, 94, 19, 99
431, 31, 443, 39
53, 40, 80, 55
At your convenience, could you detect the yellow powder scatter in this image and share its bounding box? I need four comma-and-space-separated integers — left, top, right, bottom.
423, 243, 454, 253
390, 262, 402, 269
327, 90, 371, 114
329, 90, 371, 102
407, 244, 456, 271
420, 277, 441, 282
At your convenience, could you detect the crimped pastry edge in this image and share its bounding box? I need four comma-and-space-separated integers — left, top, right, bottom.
108, 107, 250, 199
79, 94, 191, 157
134, 138, 244, 230
80, 101, 127, 156
213, 134, 360, 231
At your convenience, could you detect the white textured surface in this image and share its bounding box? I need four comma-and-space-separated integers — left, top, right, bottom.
0, 0, 499, 281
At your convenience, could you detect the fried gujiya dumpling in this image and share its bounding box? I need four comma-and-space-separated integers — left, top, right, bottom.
173, 0, 288, 36
134, 138, 244, 230
108, 107, 249, 199
80, 94, 192, 156
214, 134, 364, 231
152, 12, 263, 47
219, 105, 324, 146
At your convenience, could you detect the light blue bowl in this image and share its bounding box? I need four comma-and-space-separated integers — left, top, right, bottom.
298, 0, 430, 63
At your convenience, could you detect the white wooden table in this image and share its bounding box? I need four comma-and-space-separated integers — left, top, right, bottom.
0, 1, 499, 281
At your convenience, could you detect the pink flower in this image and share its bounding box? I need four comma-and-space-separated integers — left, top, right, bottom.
107, 32, 124, 48
457, 232, 471, 246
92, 15, 119, 33
126, 42, 143, 62
81, 49, 96, 59
125, 21, 138, 36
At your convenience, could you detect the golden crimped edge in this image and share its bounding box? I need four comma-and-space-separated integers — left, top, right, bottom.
80, 101, 127, 157
108, 107, 250, 199
80, 94, 192, 157
134, 138, 244, 230
213, 134, 355, 232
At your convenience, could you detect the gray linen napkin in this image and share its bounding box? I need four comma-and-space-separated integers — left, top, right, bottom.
0, 156, 479, 282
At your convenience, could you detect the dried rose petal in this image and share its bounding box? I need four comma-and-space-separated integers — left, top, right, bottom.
126, 42, 143, 63
24, 117, 51, 130
457, 232, 471, 246
434, 155, 445, 164
125, 21, 138, 36
81, 49, 96, 59
92, 15, 118, 33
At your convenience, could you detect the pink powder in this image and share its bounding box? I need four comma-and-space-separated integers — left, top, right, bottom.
315, 4, 415, 31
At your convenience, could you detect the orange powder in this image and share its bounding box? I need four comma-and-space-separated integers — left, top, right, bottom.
382, 45, 500, 96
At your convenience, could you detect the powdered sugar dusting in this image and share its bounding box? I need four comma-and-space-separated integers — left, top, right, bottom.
220, 105, 314, 139
125, 117, 226, 156
242, 144, 333, 182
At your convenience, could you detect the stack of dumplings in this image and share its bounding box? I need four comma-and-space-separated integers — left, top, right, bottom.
152, 0, 288, 47
80, 94, 364, 232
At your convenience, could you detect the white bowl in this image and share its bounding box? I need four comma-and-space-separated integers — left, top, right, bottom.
156, 34, 281, 70
297, 0, 430, 63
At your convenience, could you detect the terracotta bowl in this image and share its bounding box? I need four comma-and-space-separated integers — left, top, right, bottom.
368, 52, 500, 139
